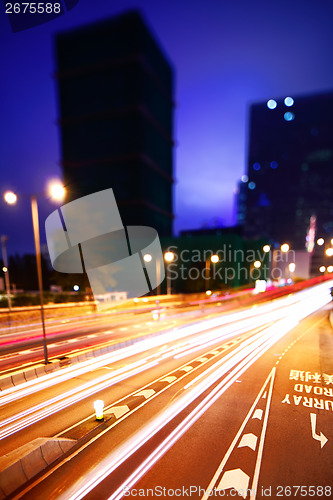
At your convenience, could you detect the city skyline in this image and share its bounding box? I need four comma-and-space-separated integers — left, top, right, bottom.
1, 0, 333, 255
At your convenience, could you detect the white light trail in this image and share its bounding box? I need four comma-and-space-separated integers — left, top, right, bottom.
54, 282, 332, 500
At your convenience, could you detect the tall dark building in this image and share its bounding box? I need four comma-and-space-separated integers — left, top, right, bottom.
55, 10, 174, 236
244, 91, 333, 249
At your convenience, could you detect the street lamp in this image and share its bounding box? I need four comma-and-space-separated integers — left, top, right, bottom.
281, 243, 290, 253
143, 253, 162, 295
1, 235, 12, 310
164, 251, 175, 295
4, 183, 66, 365
263, 245, 270, 253
205, 254, 219, 291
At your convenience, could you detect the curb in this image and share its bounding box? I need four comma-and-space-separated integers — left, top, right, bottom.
0, 438, 75, 499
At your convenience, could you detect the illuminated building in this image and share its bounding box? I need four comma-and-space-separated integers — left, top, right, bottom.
243, 91, 333, 250
55, 10, 174, 236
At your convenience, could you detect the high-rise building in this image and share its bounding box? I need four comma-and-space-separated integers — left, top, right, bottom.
244, 91, 333, 250
55, 10, 174, 236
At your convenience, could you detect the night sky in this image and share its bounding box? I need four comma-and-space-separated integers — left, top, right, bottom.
1, 0, 333, 256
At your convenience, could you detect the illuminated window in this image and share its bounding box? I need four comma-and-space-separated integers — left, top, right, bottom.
284, 112, 295, 121
267, 99, 277, 109
284, 97, 294, 107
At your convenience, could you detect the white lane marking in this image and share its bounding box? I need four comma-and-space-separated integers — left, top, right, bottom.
217, 468, 250, 498
238, 433, 258, 451
310, 413, 328, 448
135, 390, 155, 399
197, 357, 208, 363
252, 409, 263, 420
250, 367, 276, 499
105, 406, 129, 419
202, 367, 276, 500
180, 366, 193, 372
160, 376, 177, 383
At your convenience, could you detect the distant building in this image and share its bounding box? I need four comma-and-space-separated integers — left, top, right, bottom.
244, 91, 333, 251
55, 10, 174, 236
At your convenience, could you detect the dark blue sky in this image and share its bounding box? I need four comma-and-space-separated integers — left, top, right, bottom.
1, 0, 333, 255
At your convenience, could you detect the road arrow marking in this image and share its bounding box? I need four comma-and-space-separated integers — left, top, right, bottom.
252, 409, 263, 420
135, 389, 155, 399
238, 433, 258, 451
310, 413, 328, 448
105, 405, 129, 419
160, 376, 177, 383
217, 469, 249, 498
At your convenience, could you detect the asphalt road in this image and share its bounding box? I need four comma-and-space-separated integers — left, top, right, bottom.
3, 281, 332, 500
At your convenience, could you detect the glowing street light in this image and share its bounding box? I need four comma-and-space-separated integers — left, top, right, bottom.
263, 245, 271, 253
49, 182, 66, 201
205, 254, 219, 291
328, 266, 333, 273
289, 262, 296, 273
319, 266, 326, 273
317, 238, 325, 246
325, 248, 333, 257
143, 254, 152, 263
4, 191, 17, 205
254, 260, 261, 269
281, 243, 290, 253
164, 251, 175, 295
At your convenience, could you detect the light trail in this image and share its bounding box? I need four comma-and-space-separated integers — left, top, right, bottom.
2, 282, 331, 446
49, 281, 332, 500
3, 280, 329, 407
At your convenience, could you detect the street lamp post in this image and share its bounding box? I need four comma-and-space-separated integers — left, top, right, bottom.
4, 182, 65, 365
205, 254, 219, 292
31, 195, 48, 364
164, 251, 175, 295
1, 235, 12, 311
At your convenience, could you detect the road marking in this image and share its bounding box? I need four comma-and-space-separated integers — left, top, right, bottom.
105, 405, 129, 419
197, 357, 208, 363
217, 469, 250, 498
238, 433, 258, 451
135, 389, 155, 399
252, 409, 263, 420
250, 367, 276, 499
180, 366, 193, 372
310, 413, 328, 448
202, 367, 276, 500
160, 376, 177, 383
